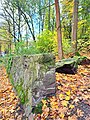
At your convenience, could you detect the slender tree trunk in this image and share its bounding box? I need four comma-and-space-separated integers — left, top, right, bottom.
48, 0, 51, 30
42, 13, 45, 31
41, 0, 46, 31
69, 20, 72, 39
8, 22, 11, 53
26, 25, 28, 47
24, 16, 35, 41
39, 0, 41, 34
52, 7, 55, 31
18, 7, 22, 41
55, 0, 63, 60
16, 5, 36, 41
12, 7, 17, 44
8, 43, 11, 53
39, 20, 41, 34
71, 0, 78, 53
0, 45, 1, 54
7, 19, 18, 41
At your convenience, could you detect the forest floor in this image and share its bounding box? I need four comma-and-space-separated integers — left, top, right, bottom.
0, 54, 90, 120
35, 54, 90, 120
0, 67, 24, 120
35, 64, 90, 120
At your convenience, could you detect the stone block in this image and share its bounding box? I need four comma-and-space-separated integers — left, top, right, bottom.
9, 54, 56, 118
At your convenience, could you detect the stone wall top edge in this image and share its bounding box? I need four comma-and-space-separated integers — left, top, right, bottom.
11, 53, 55, 59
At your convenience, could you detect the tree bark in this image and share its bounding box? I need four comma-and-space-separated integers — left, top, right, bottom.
52, 7, 55, 31
20, 9, 36, 41
12, 7, 17, 43
18, 6, 22, 41
48, 0, 51, 30
55, 0, 63, 60
71, 0, 78, 53
39, 0, 41, 34
0, 45, 1, 54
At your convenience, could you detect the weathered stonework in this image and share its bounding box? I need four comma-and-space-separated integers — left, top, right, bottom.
10, 54, 55, 118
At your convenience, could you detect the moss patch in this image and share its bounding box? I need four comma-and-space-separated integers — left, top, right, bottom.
15, 80, 28, 104
9, 74, 14, 86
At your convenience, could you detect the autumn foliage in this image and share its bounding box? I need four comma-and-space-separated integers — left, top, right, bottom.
0, 67, 24, 120
35, 61, 90, 120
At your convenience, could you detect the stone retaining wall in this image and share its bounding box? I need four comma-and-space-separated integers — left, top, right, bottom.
9, 54, 56, 118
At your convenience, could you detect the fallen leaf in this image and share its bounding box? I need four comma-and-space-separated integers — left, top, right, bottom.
65, 96, 70, 101
61, 100, 68, 107
66, 90, 71, 96
69, 104, 74, 109
59, 113, 65, 118
68, 115, 77, 120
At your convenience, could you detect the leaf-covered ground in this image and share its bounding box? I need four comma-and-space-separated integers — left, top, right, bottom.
35, 63, 90, 120
0, 67, 24, 120
0, 56, 90, 120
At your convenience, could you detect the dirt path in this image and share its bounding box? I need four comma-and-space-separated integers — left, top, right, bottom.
0, 67, 24, 120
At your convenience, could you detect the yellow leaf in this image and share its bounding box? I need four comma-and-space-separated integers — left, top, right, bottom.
58, 86, 61, 90
50, 101, 58, 109
65, 96, 70, 101
61, 100, 68, 107
66, 90, 71, 96
59, 93, 64, 100
69, 104, 74, 109
59, 113, 65, 118
42, 104, 47, 110
42, 99, 47, 105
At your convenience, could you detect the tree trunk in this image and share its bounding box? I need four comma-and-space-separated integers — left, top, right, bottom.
52, 7, 55, 31
69, 20, 72, 39
55, 0, 63, 60
18, 7, 22, 41
0, 45, 1, 54
26, 25, 28, 47
39, 0, 41, 34
71, 0, 78, 53
48, 0, 51, 30
41, 1, 46, 32
16, 5, 36, 41
12, 7, 17, 43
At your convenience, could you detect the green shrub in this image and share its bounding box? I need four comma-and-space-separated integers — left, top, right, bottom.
32, 101, 43, 114
78, 39, 90, 52
14, 30, 73, 56
62, 39, 72, 54
15, 41, 26, 55
14, 30, 57, 55
36, 30, 57, 54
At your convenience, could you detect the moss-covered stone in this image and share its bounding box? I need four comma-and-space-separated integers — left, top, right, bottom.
8, 54, 55, 118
